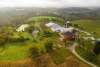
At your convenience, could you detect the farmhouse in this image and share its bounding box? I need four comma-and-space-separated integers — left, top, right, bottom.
45, 22, 74, 33
45, 21, 77, 41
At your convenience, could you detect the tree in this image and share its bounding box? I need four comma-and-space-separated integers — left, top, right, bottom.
85, 51, 97, 63
45, 40, 54, 52
26, 25, 35, 33
0, 26, 16, 43
0, 34, 7, 45
0, 31, 12, 46
93, 41, 100, 55
73, 24, 79, 28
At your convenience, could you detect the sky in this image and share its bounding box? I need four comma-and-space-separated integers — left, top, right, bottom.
0, 0, 100, 7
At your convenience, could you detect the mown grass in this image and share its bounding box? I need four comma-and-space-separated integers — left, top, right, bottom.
0, 41, 34, 61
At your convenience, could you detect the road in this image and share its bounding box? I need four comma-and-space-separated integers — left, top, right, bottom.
67, 42, 98, 67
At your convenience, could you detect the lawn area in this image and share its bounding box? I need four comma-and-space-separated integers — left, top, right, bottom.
72, 20, 100, 38
0, 42, 34, 61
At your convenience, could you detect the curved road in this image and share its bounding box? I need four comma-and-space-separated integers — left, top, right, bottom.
67, 42, 98, 67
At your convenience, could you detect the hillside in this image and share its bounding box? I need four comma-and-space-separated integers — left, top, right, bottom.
0, 16, 91, 67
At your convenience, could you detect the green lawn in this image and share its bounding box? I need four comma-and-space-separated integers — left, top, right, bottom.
72, 20, 100, 38
0, 42, 34, 61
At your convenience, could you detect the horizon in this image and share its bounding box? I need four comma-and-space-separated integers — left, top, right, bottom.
0, 0, 100, 8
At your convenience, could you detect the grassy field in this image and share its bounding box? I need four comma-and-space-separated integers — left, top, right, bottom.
0, 41, 34, 61
72, 20, 100, 38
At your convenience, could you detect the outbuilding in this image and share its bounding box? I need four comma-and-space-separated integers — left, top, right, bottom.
16, 24, 29, 32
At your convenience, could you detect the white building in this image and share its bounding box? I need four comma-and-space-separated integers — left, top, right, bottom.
45, 22, 74, 33
16, 24, 29, 32
45, 22, 62, 32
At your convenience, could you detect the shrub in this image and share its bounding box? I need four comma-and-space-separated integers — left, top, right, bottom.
29, 47, 41, 58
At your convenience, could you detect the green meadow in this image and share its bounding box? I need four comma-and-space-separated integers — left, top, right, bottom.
72, 20, 100, 38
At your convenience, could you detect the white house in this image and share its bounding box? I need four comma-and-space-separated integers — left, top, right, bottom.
16, 24, 29, 32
